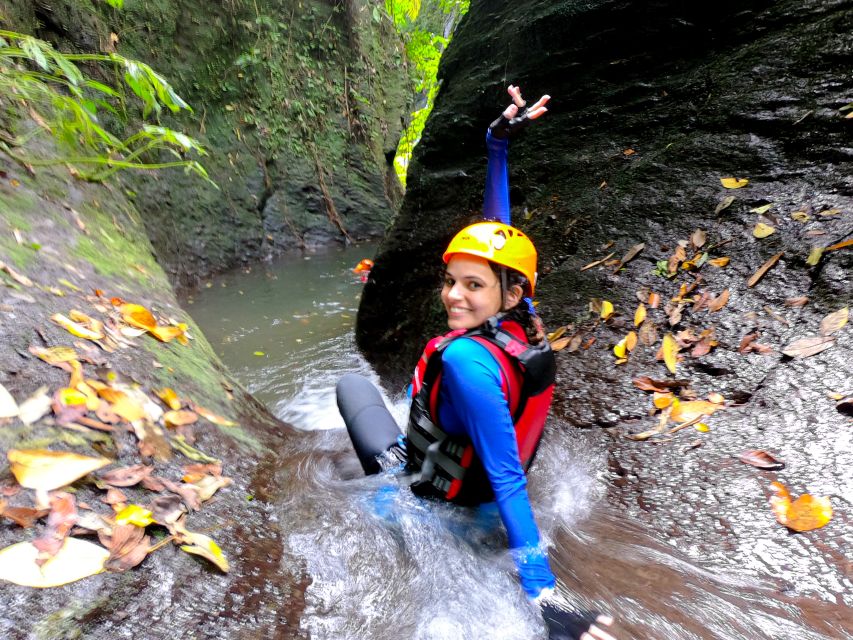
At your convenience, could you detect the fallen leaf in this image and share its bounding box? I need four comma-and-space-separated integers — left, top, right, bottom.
114, 504, 154, 527
99, 464, 154, 488
51, 313, 104, 341
102, 524, 150, 572
750, 203, 774, 214
191, 475, 233, 502
826, 238, 853, 252
0, 383, 18, 418
634, 303, 647, 327
818, 208, 841, 217
34, 492, 78, 565
164, 410, 199, 428
781, 336, 835, 358
662, 334, 679, 374
670, 399, 722, 423
721, 177, 749, 189
149, 324, 188, 343
101, 488, 127, 505
613, 336, 629, 360
119, 303, 157, 331
632, 376, 690, 393
547, 326, 568, 342
709, 257, 730, 267
653, 392, 674, 409
0, 261, 34, 286
753, 223, 775, 238
600, 300, 614, 320
806, 247, 823, 266
614, 243, 644, 272
747, 252, 783, 287
0, 500, 48, 528
695, 423, 710, 433
691, 229, 706, 248
8, 449, 111, 492
819, 307, 848, 336
768, 482, 832, 532
715, 196, 735, 214
170, 435, 219, 464
178, 531, 229, 573
550, 336, 571, 352
708, 392, 725, 404
790, 211, 810, 222
580, 252, 615, 271
648, 292, 661, 308
638, 320, 658, 347
739, 450, 785, 470
0, 537, 109, 587
784, 296, 809, 307
149, 495, 185, 525
707, 289, 730, 312
30, 345, 78, 365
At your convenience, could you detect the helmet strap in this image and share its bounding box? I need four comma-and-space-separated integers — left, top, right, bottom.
499, 266, 508, 310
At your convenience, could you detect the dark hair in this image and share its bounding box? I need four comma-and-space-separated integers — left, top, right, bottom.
491, 264, 546, 344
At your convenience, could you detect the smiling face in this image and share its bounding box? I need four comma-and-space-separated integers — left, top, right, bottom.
441, 254, 523, 330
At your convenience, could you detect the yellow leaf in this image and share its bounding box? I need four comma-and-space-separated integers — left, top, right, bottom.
0, 537, 108, 587
51, 313, 103, 340
157, 388, 182, 411
148, 325, 187, 343
192, 404, 237, 427
750, 203, 774, 214
709, 257, 730, 267
7, 449, 111, 491
819, 307, 848, 336
634, 303, 646, 326
753, 223, 775, 238
600, 300, 614, 320
818, 208, 841, 217
58, 387, 88, 406
671, 400, 722, 423
31, 346, 78, 365
613, 338, 628, 359
625, 331, 638, 352
720, 177, 749, 189
164, 410, 199, 428
769, 482, 833, 532
662, 334, 679, 374
806, 247, 824, 266
790, 211, 810, 222
653, 392, 674, 409
115, 504, 155, 527
179, 531, 229, 572
695, 423, 710, 432
119, 303, 157, 331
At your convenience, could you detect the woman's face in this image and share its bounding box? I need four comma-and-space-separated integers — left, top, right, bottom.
441, 254, 504, 330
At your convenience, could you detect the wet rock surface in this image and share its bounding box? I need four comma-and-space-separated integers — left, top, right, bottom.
358, 0, 853, 630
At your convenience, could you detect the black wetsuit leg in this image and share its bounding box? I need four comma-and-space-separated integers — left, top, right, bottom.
336, 373, 402, 475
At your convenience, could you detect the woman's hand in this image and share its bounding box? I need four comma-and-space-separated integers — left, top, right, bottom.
488, 84, 550, 139
540, 601, 617, 640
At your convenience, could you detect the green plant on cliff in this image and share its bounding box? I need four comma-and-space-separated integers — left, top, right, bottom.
0, 30, 210, 183
384, 0, 469, 186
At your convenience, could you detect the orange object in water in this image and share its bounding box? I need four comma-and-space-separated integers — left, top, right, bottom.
352, 258, 374, 273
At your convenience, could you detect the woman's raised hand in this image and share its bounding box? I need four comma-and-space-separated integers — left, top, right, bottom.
488, 84, 551, 139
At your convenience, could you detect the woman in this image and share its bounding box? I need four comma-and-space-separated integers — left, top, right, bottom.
337, 86, 615, 640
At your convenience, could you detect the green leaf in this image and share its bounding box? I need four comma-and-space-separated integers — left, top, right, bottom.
102, 0, 124, 8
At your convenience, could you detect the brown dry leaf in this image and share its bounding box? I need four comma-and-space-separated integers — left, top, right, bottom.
614, 243, 644, 272
103, 524, 151, 572
667, 303, 684, 326
747, 252, 783, 287
715, 196, 735, 214
739, 450, 785, 470
0, 537, 109, 587
638, 320, 658, 347
192, 404, 237, 427
785, 296, 809, 307
662, 334, 679, 374
99, 464, 154, 488
819, 307, 848, 336
670, 399, 722, 423
0, 500, 48, 528
134, 421, 172, 462
192, 475, 233, 502
164, 410, 199, 428
691, 229, 706, 249
707, 289, 730, 312
181, 463, 222, 483
101, 487, 128, 505
582, 337, 597, 350
550, 336, 571, 352
119, 303, 157, 331
625, 331, 638, 352
826, 238, 853, 252
33, 493, 78, 565
580, 252, 615, 271
149, 324, 189, 344
30, 346, 78, 366
781, 336, 835, 358
768, 482, 833, 532
709, 257, 730, 267
566, 333, 585, 352
8, 449, 111, 492
160, 478, 202, 511
648, 292, 661, 309
634, 303, 647, 327
149, 495, 185, 525
547, 326, 568, 342
632, 376, 686, 393
667, 246, 686, 275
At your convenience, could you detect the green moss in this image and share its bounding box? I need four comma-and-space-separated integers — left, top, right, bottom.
0, 189, 36, 231
14, 427, 114, 451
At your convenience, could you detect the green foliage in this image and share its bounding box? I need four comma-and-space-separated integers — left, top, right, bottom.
386, 1, 469, 187
102, 0, 124, 8
0, 30, 210, 183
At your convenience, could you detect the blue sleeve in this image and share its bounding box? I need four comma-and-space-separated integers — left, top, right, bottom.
483, 130, 510, 224
440, 338, 555, 598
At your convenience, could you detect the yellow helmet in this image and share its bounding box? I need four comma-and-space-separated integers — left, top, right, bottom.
443, 221, 538, 295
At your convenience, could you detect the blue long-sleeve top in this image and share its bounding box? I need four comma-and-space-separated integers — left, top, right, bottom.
437, 336, 555, 598
483, 130, 511, 224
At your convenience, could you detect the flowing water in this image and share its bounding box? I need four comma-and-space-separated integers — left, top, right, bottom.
186, 245, 849, 640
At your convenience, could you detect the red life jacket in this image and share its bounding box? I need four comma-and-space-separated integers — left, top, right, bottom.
406, 317, 555, 505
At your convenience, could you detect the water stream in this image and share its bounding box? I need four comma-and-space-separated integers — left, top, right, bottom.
186, 245, 848, 640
